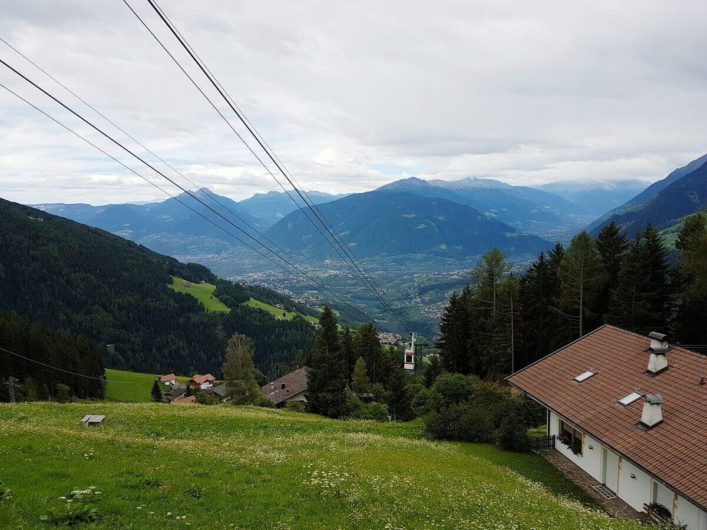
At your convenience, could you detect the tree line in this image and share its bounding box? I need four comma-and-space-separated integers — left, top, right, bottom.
0, 310, 105, 402
438, 215, 707, 379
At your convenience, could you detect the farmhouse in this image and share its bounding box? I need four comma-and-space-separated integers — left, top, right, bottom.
159, 373, 177, 386
189, 373, 215, 390
164, 384, 187, 403
171, 395, 196, 405
508, 326, 707, 530
262, 367, 310, 407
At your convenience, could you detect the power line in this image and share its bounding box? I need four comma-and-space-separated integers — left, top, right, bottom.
130, 0, 407, 328
0, 64, 375, 321
0, 345, 107, 383
0, 36, 349, 312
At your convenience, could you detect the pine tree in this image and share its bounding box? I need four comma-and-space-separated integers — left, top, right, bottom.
386, 363, 411, 421
352, 357, 370, 395
559, 231, 604, 337
437, 291, 471, 373
151, 380, 162, 402
307, 307, 347, 418
673, 214, 707, 344
353, 323, 385, 385
595, 222, 628, 318
608, 227, 670, 335
341, 326, 354, 382
222, 333, 260, 405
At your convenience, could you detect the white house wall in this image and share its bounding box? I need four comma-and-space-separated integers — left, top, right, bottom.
548, 411, 707, 530
676, 495, 707, 530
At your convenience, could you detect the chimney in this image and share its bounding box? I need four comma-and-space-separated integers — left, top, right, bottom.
641, 394, 663, 428
647, 332, 669, 374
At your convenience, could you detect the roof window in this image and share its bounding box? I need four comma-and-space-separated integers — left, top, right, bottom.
574, 370, 595, 382
619, 391, 642, 406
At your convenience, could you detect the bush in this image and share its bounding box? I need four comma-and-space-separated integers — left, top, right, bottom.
255, 395, 275, 408
55, 384, 72, 403
432, 373, 477, 407
496, 413, 531, 452
349, 395, 389, 422
285, 401, 306, 413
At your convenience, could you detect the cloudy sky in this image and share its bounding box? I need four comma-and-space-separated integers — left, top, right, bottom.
1, 0, 706, 205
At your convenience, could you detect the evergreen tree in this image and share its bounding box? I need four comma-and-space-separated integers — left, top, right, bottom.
673, 214, 707, 344
437, 291, 471, 373
386, 363, 412, 421
353, 323, 387, 385
151, 380, 162, 402
559, 231, 604, 337
341, 326, 355, 381
595, 222, 628, 318
608, 227, 670, 335
222, 333, 260, 405
307, 307, 347, 418
352, 357, 370, 395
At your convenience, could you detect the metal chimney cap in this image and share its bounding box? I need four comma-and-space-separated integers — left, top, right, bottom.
645, 394, 664, 405
649, 332, 667, 341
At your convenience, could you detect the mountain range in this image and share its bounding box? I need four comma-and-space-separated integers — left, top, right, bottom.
589, 154, 707, 237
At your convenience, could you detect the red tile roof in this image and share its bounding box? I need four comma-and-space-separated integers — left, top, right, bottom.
171, 395, 196, 405
190, 374, 215, 385
262, 367, 310, 406
159, 373, 176, 383
508, 325, 707, 509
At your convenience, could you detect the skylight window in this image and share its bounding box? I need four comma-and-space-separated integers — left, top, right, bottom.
619, 392, 642, 406
574, 370, 595, 382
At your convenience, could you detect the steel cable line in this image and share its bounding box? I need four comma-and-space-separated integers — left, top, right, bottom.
0, 66, 375, 320
147, 0, 392, 304
0, 36, 337, 301
1, 345, 108, 383
120, 0, 352, 274
134, 0, 407, 328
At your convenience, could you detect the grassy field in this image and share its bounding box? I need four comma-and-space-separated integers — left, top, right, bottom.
167, 276, 230, 313
0, 403, 647, 529
244, 297, 319, 325
105, 369, 190, 402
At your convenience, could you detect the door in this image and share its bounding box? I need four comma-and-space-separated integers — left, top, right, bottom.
603, 449, 619, 493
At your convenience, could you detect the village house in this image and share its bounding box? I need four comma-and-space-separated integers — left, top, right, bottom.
508, 326, 707, 530
171, 394, 196, 405
164, 383, 187, 403
262, 367, 310, 407
159, 373, 177, 386
189, 373, 215, 390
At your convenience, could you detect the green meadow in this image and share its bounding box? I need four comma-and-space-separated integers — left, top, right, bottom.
0, 402, 647, 529
167, 276, 230, 313
104, 369, 190, 402
244, 297, 319, 325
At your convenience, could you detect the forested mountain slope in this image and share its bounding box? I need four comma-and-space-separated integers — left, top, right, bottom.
0, 198, 314, 378
590, 159, 707, 237
266, 190, 551, 259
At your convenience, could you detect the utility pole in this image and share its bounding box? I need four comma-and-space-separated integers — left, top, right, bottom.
510, 292, 515, 374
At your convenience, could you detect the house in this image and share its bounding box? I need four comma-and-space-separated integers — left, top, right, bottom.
164, 383, 187, 403
508, 326, 707, 530
171, 395, 196, 405
262, 367, 310, 407
159, 373, 177, 386
209, 384, 229, 403
189, 374, 215, 390
80, 415, 105, 427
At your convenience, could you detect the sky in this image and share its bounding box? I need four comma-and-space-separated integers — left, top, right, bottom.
1, 0, 706, 205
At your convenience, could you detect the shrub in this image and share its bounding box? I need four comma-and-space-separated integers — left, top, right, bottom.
285, 401, 306, 413
255, 395, 275, 408
361, 402, 390, 422
496, 413, 531, 452
55, 384, 72, 403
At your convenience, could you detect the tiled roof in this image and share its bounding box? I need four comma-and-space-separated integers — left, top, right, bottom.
159, 373, 176, 383
508, 325, 707, 509
262, 367, 310, 406
172, 395, 196, 405
191, 374, 215, 384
